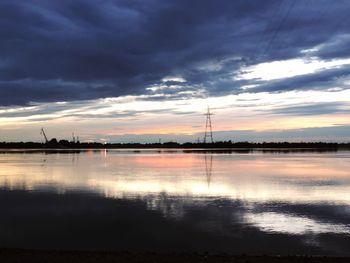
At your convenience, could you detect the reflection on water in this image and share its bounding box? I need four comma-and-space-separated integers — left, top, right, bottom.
1, 150, 349, 202
204, 154, 213, 188
0, 149, 350, 255
244, 212, 350, 235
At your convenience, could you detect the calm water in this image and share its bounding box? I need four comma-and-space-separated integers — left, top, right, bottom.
0, 149, 350, 255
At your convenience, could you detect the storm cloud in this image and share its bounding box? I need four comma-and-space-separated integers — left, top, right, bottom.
1, 0, 350, 106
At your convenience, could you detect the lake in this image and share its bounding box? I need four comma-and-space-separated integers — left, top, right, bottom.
0, 149, 349, 255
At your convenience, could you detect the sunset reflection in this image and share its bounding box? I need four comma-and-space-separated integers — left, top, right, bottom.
0, 151, 350, 204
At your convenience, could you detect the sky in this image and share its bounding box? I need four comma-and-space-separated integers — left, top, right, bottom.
0, 0, 350, 143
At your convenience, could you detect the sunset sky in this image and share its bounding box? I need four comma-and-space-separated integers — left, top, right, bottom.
0, 0, 350, 143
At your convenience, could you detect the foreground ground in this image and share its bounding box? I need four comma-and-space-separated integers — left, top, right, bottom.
0, 249, 349, 263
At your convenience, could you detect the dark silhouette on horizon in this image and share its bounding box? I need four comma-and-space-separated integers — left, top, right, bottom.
0, 140, 349, 151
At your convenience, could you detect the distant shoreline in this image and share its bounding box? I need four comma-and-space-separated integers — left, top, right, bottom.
0, 249, 349, 263
1, 141, 350, 150
0, 148, 348, 155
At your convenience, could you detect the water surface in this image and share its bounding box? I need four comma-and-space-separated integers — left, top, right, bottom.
0, 149, 349, 255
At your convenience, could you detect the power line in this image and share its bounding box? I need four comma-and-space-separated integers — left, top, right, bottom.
252, 0, 287, 61
258, 0, 297, 60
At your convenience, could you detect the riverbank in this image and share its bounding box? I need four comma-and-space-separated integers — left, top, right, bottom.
1, 141, 350, 150
0, 249, 349, 263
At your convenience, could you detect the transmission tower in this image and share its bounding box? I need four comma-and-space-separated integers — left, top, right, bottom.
203, 106, 214, 143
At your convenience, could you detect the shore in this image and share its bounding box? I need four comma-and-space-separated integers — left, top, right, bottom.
1, 141, 350, 150
0, 249, 349, 263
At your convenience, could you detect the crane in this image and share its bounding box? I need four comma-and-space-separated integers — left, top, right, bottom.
40, 128, 49, 144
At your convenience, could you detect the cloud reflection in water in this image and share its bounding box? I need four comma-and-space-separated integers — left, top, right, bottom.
0, 150, 350, 254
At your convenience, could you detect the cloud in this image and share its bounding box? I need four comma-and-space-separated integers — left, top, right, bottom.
0, 96, 197, 121
1, 0, 350, 105
88, 125, 350, 143
314, 34, 350, 60
248, 65, 350, 93
262, 102, 350, 116
235, 58, 350, 81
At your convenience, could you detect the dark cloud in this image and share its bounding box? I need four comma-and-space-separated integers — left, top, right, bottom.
249, 65, 350, 93
1, 0, 350, 105
315, 34, 350, 59
263, 102, 350, 116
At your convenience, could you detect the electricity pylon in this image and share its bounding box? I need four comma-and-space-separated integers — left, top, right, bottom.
203, 106, 214, 143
